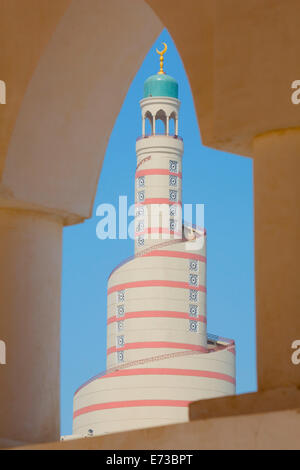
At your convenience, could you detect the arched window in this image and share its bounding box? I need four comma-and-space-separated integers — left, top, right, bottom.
155, 109, 167, 135
169, 111, 177, 135
169, 111, 178, 135
144, 111, 153, 136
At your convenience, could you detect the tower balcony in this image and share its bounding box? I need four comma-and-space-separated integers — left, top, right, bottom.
136, 133, 183, 142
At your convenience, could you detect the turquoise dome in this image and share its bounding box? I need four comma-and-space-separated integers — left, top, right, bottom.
144, 73, 178, 99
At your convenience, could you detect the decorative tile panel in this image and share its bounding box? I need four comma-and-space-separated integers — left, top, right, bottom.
169, 160, 178, 173
117, 351, 124, 363
189, 260, 199, 271
169, 175, 177, 186
170, 205, 177, 217
189, 320, 198, 332
138, 176, 145, 187
137, 236, 144, 247
117, 305, 125, 317
189, 290, 198, 302
117, 290, 125, 302
189, 304, 198, 317
117, 335, 125, 347
137, 191, 145, 202
169, 190, 177, 202
189, 274, 199, 287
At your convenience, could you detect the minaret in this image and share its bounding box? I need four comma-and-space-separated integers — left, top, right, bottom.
72, 45, 236, 438
135, 43, 183, 255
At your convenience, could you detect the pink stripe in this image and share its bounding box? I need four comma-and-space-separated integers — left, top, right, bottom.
135, 227, 182, 237
107, 311, 207, 325
140, 198, 182, 206
74, 399, 189, 418
74, 365, 235, 396
107, 342, 207, 355
101, 368, 236, 385
108, 280, 206, 295
144, 250, 206, 263
136, 169, 182, 178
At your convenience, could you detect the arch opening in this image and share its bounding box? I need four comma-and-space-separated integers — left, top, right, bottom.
144, 111, 153, 136
155, 109, 167, 135
169, 111, 177, 136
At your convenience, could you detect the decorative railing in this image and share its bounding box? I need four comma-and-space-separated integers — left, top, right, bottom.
136, 134, 183, 142
74, 335, 235, 396
107, 223, 205, 280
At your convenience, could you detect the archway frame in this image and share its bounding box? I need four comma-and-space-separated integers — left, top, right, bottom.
1, 0, 299, 447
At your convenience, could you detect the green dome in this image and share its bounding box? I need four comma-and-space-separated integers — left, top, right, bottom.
144, 73, 178, 99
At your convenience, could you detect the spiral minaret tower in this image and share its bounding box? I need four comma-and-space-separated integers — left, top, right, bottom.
72, 45, 236, 437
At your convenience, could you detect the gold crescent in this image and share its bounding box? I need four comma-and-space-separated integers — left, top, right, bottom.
156, 42, 167, 55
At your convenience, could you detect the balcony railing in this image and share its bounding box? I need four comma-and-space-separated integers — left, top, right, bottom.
74, 336, 235, 396
136, 133, 183, 142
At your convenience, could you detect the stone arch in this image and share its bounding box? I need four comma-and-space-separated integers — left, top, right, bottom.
1, 0, 299, 448
1, 0, 162, 225
0, 0, 163, 444
169, 111, 177, 135
1, 0, 218, 224
144, 110, 154, 136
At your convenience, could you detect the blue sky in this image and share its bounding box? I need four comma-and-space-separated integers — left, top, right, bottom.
60, 30, 256, 436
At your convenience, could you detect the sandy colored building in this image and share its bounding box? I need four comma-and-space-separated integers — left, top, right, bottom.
0, 0, 299, 450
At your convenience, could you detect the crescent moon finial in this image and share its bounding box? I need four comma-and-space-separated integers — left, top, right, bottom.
156, 42, 167, 74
